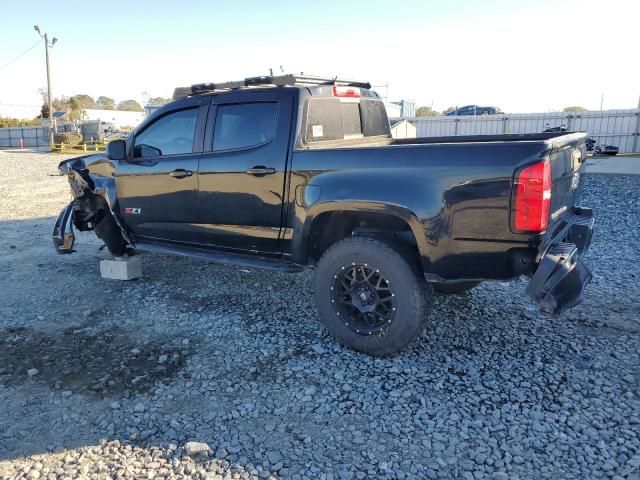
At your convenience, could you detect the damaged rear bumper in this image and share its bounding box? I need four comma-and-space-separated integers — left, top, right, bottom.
526, 206, 594, 315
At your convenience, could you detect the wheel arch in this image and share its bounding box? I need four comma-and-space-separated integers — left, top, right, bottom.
298, 202, 429, 271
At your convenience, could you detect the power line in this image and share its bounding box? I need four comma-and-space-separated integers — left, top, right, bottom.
0, 39, 43, 72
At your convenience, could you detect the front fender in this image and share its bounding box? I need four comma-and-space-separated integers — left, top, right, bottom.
52, 202, 76, 254
53, 156, 133, 255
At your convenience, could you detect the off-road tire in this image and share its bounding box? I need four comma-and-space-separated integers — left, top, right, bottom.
433, 281, 480, 294
314, 237, 432, 357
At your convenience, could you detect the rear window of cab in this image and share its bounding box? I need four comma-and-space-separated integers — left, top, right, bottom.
304, 98, 390, 143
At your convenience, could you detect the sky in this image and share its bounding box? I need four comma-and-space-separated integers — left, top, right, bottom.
0, 0, 638, 118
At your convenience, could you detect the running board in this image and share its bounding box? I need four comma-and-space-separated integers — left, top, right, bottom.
134, 240, 305, 273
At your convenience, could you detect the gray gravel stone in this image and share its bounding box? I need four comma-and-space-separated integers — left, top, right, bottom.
184, 441, 211, 456
0, 153, 638, 480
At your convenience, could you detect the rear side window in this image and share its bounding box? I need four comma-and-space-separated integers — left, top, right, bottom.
213, 102, 278, 151
134, 108, 198, 157
305, 98, 390, 143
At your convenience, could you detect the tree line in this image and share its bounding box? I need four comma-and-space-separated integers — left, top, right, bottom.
0, 93, 172, 128
38, 91, 172, 120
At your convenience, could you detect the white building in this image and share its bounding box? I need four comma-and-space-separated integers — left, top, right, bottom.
390, 119, 417, 139
145, 104, 163, 117
81, 109, 145, 129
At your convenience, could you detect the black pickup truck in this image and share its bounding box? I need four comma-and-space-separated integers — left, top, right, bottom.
54, 74, 594, 356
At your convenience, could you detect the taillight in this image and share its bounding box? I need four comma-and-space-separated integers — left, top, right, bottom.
512, 158, 551, 232
333, 86, 360, 97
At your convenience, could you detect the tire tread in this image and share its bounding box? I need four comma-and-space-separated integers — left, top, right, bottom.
315, 236, 432, 356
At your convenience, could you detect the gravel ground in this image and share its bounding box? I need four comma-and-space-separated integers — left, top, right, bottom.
0, 150, 638, 480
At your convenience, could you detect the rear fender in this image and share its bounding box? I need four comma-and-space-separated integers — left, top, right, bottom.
299, 199, 427, 264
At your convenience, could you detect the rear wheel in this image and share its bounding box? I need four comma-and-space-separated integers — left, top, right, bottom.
314, 237, 432, 357
433, 281, 480, 294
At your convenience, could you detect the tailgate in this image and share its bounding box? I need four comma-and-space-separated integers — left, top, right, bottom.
546, 133, 587, 231
525, 133, 594, 315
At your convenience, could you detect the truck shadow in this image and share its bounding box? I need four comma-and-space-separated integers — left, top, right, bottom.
0, 325, 188, 398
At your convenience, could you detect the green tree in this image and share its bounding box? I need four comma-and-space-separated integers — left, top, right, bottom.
0, 117, 41, 127
117, 99, 144, 112
95, 96, 116, 110
442, 106, 456, 115
69, 94, 95, 109
563, 106, 588, 112
38, 89, 70, 118
67, 97, 88, 121
415, 106, 439, 117
147, 97, 172, 106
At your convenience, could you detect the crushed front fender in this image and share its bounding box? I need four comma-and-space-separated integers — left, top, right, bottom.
53, 156, 133, 256
52, 202, 76, 254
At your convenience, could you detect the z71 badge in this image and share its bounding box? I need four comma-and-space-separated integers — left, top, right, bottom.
124, 207, 141, 215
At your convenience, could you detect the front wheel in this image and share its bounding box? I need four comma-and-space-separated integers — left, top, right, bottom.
314, 237, 432, 357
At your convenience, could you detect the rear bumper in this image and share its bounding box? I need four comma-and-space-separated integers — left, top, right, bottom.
526, 206, 594, 315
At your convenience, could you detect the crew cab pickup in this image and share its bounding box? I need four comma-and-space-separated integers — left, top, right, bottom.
54, 74, 594, 356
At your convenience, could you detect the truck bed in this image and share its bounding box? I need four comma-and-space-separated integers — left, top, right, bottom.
289, 131, 587, 282
302, 131, 585, 150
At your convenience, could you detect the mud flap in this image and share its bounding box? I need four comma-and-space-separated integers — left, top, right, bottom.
53, 202, 76, 254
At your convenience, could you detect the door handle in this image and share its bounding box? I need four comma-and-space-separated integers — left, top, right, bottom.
169, 169, 193, 178
245, 166, 276, 176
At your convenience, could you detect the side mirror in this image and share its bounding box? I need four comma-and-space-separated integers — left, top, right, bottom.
106, 139, 126, 161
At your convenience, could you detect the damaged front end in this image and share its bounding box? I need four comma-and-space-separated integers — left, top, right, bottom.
53, 156, 133, 256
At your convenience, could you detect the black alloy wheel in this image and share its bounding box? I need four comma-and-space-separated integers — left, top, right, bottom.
331, 262, 397, 335
314, 237, 433, 356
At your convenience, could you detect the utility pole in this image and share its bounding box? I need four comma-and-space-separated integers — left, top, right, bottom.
599, 92, 604, 111
34, 25, 57, 149
633, 95, 640, 153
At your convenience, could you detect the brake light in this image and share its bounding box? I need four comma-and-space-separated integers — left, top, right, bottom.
333, 86, 360, 97
512, 158, 551, 232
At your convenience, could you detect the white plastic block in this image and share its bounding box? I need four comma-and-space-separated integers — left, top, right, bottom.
100, 256, 142, 280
